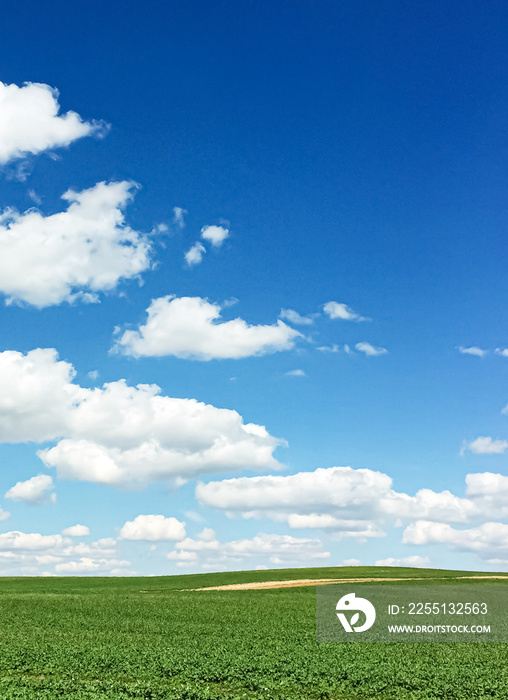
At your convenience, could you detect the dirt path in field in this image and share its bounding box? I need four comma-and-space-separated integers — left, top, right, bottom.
191, 577, 423, 591
459, 575, 508, 580
190, 574, 508, 591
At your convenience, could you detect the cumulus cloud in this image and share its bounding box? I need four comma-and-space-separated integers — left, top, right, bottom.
62, 524, 90, 537
55, 557, 131, 574
184, 242, 206, 266
464, 472, 508, 519
464, 437, 508, 455
169, 530, 330, 568
5, 474, 56, 505
0, 181, 152, 307
114, 296, 302, 360
0, 81, 107, 165
119, 515, 186, 541
0, 348, 284, 487
200, 225, 229, 247
0, 531, 123, 575
196, 465, 508, 541
375, 555, 430, 568
457, 346, 488, 358
197, 466, 508, 563
0, 531, 67, 550
221, 533, 329, 562
286, 514, 385, 540
495, 348, 508, 358
403, 520, 508, 559
279, 309, 315, 326
0, 348, 85, 442
466, 471, 508, 498
323, 302, 369, 322
285, 369, 306, 377
196, 467, 485, 541
175, 531, 220, 552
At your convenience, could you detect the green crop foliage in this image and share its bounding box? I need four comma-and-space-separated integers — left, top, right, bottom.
0, 566, 505, 699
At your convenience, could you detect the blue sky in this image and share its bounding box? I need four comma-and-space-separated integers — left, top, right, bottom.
0, 0, 507, 575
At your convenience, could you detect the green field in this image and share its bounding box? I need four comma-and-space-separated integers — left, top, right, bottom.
0, 566, 506, 699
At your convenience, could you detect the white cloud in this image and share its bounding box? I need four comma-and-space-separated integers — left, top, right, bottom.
196, 527, 216, 542
286, 514, 385, 540
403, 520, 508, 559
176, 536, 219, 552
495, 348, 508, 358
41, 430, 282, 489
60, 538, 116, 558
201, 225, 229, 247
196, 466, 487, 537
0, 531, 67, 550
287, 513, 357, 529
466, 471, 508, 498
0, 81, 106, 165
0, 348, 284, 487
188, 467, 508, 567
279, 309, 315, 326
170, 531, 329, 567
381, 487, 478, 522
375, 555, 430, 568
0, 348, 85, 442
42, 385, 283, 486
5, 474, 55, 505
0, 530, 122, 575
465, 437, 508, 455
184, 242, 206, 266
55, 557, 131, 574
62, 524, 90, 537
285, 369, 306, 377
173, 207, 187, 228
54, 558, 100, 572
323, 302, 369, 322
223, 533, 329, 561
0, 181, 152, 307
342, 558, 362, 566
114, 296, 302, 360
464, 472, 508, 519
355, 342, 388, 357
457, 346, 488, 358
119, 515, 186, 541
0, 348, 285, 487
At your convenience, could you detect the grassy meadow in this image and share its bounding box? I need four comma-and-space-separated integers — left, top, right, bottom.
0, 566, 506, 699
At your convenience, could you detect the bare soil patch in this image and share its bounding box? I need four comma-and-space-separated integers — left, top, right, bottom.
191, 574, 508, 591
458, 575, 508, 580
191, 577, 423, 591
